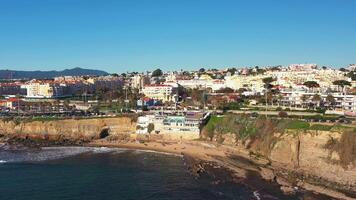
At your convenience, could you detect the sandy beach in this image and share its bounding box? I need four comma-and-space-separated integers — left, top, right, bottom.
87, 139, 355, 200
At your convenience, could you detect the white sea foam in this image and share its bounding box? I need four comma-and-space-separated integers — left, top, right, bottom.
0, 146, 181, 164
253, 191, 261, 200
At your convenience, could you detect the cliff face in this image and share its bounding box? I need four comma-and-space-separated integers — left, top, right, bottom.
211, 129, 356, 194
0, 117, 136, 141
269, 130, 356, 191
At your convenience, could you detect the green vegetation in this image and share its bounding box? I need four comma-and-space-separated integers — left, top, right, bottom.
204, 114, 356, 168
284, 120, 310, 129
203, 115, 288, 155
152, 68, 163, 77
148, 123, 154, 134
223, 102, 240, 110
309, 124, 333, 131
204, 116, 224, 140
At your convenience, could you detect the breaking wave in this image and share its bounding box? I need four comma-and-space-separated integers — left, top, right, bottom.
0, 146, 130, 163
0, 145, 180, 164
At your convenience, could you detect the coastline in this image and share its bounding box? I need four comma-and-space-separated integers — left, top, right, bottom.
86, 139, 351, 200
1, 129, 355, 199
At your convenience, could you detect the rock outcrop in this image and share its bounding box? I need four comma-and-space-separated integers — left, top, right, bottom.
0, 117, 136, 142
209, 129, 356, 197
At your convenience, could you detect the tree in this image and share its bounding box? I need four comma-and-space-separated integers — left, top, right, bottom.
300, 95, 308, 108
347, 70, 356, 81
303, 81, 319, 92
148, 123, 154, 134
262, 77, 275, 112
227, 68, 237, 75
278, 111, 288, 118
262, 77, 275, 88
199, 68, 205, 73
182, 71, 191, 76
312, 94, 322, 109
339, 68, 348, 72
152, 69, 163, 77
326, 94, 335, 109
333, 80, 351, 93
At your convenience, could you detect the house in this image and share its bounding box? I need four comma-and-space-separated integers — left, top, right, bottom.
136, 115, 155, 134
3, 98, 23, 110
155, 112, 203, 134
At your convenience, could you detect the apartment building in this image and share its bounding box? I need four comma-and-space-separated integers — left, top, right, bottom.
21, 82, 56, 98
280, 89, 356, 111
0, 83, 26, 96
141, 84, 177, 102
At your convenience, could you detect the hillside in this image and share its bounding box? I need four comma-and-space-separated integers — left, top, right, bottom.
0, 67, 109, 79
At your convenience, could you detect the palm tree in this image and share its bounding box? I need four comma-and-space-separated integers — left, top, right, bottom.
277, 94, 283, 107
312, 94, 322, 110
262, 77, 275, 111
63, 99, 71, 111
325, 94, 336, 110
300, 95, 308, 108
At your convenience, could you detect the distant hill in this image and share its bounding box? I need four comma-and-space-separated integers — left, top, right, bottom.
0, 67, 109, 79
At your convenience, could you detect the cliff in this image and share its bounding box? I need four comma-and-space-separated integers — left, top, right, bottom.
269, 130, 356, 194
213, 129, 356, 197
0, 117, 136, 142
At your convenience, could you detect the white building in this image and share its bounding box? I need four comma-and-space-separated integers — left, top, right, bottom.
131, 74, 146, 89
136, 115, 155, 134
141, 84, 177, 102
280, 89, 356, 112
21, 81, 65, 98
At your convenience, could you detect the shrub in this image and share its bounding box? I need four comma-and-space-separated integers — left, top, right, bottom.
276, 107, 283, 111
225, 102, 240, 110
316, 107, 326, 114
309, 124, 333, 131
285, 120, 310, 129
284, 108, 291, 111
278, 111, 288, 118
148, 123, 154, 133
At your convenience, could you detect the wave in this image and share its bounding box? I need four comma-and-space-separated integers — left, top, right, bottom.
0, 146, 181, 164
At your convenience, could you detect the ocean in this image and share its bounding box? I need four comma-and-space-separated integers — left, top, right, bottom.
0, 145, 305, 200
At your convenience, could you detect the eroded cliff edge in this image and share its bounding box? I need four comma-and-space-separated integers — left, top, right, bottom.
0, 116, 355, 199
0, 117, 136, 144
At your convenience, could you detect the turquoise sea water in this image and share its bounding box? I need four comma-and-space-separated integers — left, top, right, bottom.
0, 146, 302, 200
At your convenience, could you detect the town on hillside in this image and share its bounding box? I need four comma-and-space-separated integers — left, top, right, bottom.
1, 64, 356, 136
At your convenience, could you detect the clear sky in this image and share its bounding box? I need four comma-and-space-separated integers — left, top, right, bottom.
0, 0, 355, 73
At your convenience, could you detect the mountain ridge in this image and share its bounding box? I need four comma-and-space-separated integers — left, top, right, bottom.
0, 67, 109, 79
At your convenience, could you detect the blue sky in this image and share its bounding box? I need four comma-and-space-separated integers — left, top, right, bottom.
0, 0, 355, 73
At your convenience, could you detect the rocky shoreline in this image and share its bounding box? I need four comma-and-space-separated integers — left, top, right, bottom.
1, 135, 353, 200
